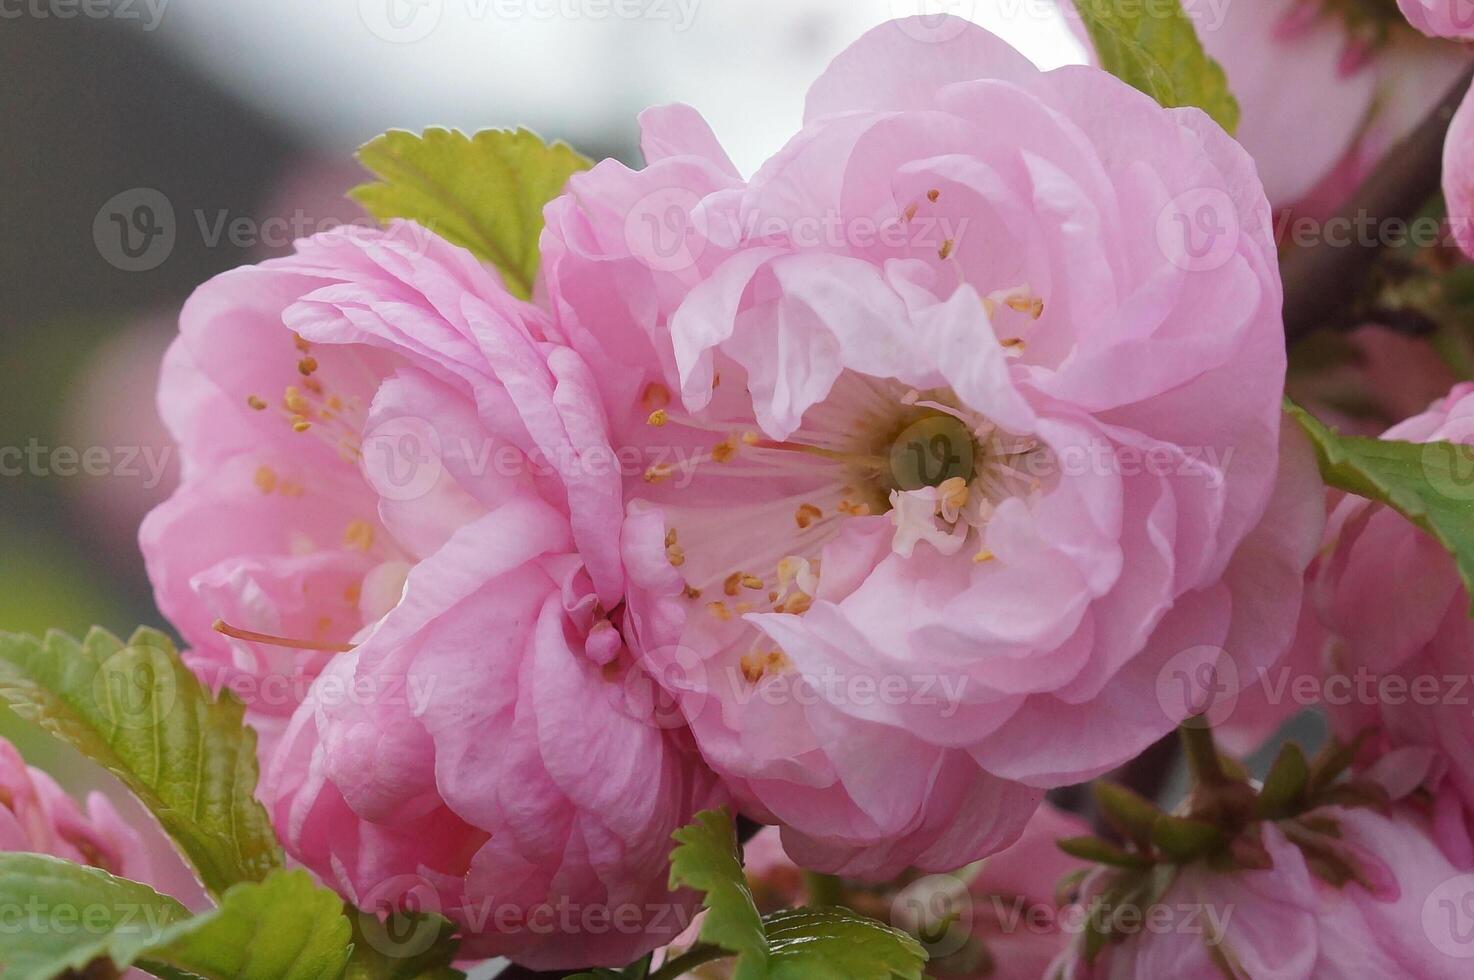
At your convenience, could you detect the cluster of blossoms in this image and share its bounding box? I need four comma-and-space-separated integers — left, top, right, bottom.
132, 16, 1320, 969
64, 5, 1474, 979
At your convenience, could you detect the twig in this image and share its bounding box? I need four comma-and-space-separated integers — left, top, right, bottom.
1281, 64, 1474, 344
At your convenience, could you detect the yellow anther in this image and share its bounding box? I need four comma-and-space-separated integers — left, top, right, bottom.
927, 189, 940, 203
973, 548, 996, 564
938, 239, 955, 260
344, 520, 375, 552
712, 438, 737, 463
247, 395, 268, 411
292, 418, 312, 433
253, 466, 278, 494
795, 503, 822, 529
903, 202, 918, 221
648, 409, 670, 427
298, 357, 319, 376
1006, 294, 1045, 319
707, 602, 732, 622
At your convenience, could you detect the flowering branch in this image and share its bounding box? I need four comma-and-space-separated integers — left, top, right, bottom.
1281, 64, 1474, 344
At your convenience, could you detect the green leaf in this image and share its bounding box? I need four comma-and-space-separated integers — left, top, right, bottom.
667, 809, 925, 979
668, 807, 768, 980
0, 855, 350, 980
1071, 0, 1239, 134
0, 628, 282, 898
762, 907, 926, 980
351, 127, 592, 299
1285, 401, 1474, 614
342, 910, 465, 980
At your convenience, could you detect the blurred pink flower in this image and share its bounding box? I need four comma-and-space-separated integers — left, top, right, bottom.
1398, 0, 1474, 38
0, 736, 149, 882
1173, 0, 1471, 213
1051, 798, 1474, 978
141, 221, 723, 968
543, 16, 1323, 879
1445, 82, 1474, 259
1291, 382, 1474, 868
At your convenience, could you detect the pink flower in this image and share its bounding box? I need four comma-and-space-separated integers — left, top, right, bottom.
1293, 382, 1474, 867
542, 17, 1323, 878
1177, 0, 1470, 211
1051, 800, 1474, 978
1445, 84, 1474, 259
948, 803, 1093, 979
1399, 0, 1474, 38
0, 736, 149, 881
142, 222, 723, 968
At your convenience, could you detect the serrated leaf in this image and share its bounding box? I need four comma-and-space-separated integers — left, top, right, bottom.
1057, 836, 1152, 869
0, 628, 281, 897
1286, 400, 1474, 615
342, 910, 465, 980
1093, 782, 1162, 853
1071, 0, 1239, 134
763, 907, 925, 980
1151, 816, 1227, 862
352, 127, 592, 299
668, 809, 926, 979
1257, 742, 1309, 819
0, 855, 349, 980
668, 808, 768, 980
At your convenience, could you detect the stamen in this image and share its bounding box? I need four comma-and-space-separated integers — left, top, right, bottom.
247, 395, 268, 411
938, 239, 955, 260
298, 357, 319, 376
213, 619, 354, 653
254, 466, 278, 495
795, 503, 822, 529
927, 189, 941, 203
647, 409, 670, 427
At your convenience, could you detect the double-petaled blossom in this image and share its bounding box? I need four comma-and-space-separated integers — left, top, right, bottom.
542, 17, 1323, 878
0, 736, 148, 881
141, 221, 723, 969
1281, 382, 1474, 869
